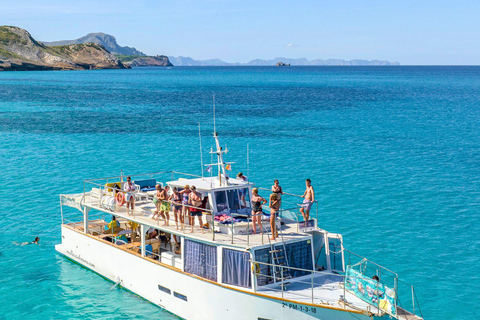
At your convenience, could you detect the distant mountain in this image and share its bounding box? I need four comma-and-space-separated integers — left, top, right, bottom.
169, 56, 239, 66
170, 56, 399, 66
43, 33, 145, 56
0, 26, 127, 71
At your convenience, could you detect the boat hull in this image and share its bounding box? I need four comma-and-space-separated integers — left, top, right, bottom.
56, 226, 377, 320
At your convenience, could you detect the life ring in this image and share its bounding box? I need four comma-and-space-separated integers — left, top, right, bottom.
252, 262, 261, 275
116, 192, 125, 206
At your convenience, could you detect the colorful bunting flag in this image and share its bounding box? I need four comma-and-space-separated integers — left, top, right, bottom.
205, 165, 212, 172
225, 164, 232, 171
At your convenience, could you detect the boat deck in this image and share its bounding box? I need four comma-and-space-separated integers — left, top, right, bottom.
257, 273, 377, 313
67, 192, 310, 249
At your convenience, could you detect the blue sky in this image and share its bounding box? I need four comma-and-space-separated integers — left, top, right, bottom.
1, 0, 479, 64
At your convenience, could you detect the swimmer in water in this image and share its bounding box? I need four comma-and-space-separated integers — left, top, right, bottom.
14, 237, 40, 246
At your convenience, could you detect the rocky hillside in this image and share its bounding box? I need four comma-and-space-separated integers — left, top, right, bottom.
118, 55, 173, 67
0, 26, 127, 71
43, 32, 145, 56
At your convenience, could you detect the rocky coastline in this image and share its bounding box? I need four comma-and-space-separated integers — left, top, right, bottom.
0, 26, 127, 71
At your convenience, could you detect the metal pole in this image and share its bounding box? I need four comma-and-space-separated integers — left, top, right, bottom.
394, 277, 398, 316
412, 285, 415, 314
140, 224, 146, 257
343, 275, 346, 309
247, 212, 250, 246
311, 271, 314, 304
60, 196, 64, 224
231, 212, 234, 244
199, 123, 204, 178
247, 143, 249, 179
281, 266, 284, 299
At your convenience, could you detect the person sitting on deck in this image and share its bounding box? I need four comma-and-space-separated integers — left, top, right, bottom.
104, 216, 122, 234
300, 179, 315, 223
251, 188, 267, 234
179, 185, 191, 223
107, 216, 120, 229
169, 187, 182, 230
124, 176, 136, 216
147, 228, 159, 240
269, 193, 280, 240
188, 186, 204, 233
160, 186, 171, 227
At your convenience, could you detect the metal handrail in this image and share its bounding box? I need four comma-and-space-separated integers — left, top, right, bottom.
84, 170, 201, 182
250, 259, 388, 314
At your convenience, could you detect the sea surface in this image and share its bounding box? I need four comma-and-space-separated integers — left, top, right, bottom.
0, 66, 479, 320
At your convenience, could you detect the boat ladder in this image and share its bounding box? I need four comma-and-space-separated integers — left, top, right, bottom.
265, 215, 292, 289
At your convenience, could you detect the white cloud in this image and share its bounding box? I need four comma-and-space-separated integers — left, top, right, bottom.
285, 43, 293, 47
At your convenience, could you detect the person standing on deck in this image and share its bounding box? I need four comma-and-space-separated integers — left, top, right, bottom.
300, 179, 315, 223
188, 186, 204, 233
179, 185, 191, 224
169, 187, 182, 230
269, 193, 280, 240
152, 184, 163, 221
271, 179, 283, 207
124, 177, 136, 216
251, 188, 267, 234
237, 172, 248, 207
160, 186, 171, 226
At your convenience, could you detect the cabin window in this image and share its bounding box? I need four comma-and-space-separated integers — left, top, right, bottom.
222, 249, 251, 288
226, 189, 240, 211
253, 248, 274, 286
184, 239, 217, 281
215, 191, 228, 213
274, 240, 313, 278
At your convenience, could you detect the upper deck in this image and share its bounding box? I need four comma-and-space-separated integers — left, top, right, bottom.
61, 170, 315, 250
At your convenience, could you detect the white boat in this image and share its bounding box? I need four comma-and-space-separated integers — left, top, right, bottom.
56, 131, 424, 320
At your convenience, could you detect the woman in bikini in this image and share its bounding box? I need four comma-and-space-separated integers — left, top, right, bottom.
271, 179, 283, 207
269, 193, 280, 240
251, 188, 267, 234
179, 185, 191, 225
152, 184, 163, 221
169, 187, 182, 230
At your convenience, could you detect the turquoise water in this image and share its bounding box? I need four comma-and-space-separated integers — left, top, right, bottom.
0, 66, 479, 319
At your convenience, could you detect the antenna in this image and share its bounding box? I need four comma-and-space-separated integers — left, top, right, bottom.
198, 123, 204, 178
247, 144, 250, 179
210, 148, 213, 188
213, 95, 216, 135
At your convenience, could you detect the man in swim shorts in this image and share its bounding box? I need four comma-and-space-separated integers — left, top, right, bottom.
300, 179, 315, 223
123, 176, 136, 215
188, 186, 204, 233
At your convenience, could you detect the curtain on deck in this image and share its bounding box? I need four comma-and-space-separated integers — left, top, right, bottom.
184, 239, 217, 281
222, 249, 251, 288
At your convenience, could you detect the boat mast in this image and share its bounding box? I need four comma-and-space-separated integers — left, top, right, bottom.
210, 95, 229, 186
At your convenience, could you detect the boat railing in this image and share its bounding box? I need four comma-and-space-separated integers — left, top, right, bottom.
258, 187, 319, 227
251, 259, 387, 315
250, 259, 422, 319
343, 248, 423, 319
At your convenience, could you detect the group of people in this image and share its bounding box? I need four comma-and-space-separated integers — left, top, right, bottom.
121, 174, 315, 240
251, 178, 315, 241
152, 184, 205, 233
